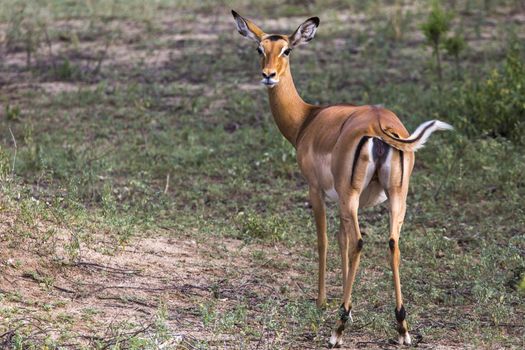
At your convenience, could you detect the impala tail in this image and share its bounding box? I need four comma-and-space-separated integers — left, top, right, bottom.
380, 120, 453, 152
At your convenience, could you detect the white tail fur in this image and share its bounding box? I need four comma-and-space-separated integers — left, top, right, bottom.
381, 120, 453, 152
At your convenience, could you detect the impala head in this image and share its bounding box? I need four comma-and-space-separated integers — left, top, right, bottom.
232, 10, 319, 88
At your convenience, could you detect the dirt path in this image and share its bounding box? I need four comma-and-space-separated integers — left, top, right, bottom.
0, 207, 470, 349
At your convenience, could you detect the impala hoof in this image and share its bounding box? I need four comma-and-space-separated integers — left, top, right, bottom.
328, 331, 343, 348
398, 332, 412, 346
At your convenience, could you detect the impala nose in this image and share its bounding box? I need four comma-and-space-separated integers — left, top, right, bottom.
262, 71, 276, 79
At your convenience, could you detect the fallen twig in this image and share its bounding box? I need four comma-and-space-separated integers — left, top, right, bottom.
21, 272, 76, 294
73, 261, 141, 275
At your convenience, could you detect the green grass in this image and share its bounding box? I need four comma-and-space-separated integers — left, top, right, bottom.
0, 0, 524, 349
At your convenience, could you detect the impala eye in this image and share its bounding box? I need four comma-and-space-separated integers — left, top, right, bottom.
257, 47, 264, 55
283, 48, 292, 56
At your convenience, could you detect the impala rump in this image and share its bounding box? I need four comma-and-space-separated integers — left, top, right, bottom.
351, 137, 394, 208
323, 136, 392, 208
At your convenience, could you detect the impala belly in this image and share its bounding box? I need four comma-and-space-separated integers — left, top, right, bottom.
324, 181, 387, 207
314, 153, 338, 201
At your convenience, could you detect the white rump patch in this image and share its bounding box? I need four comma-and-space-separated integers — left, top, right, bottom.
362, 138, 376, 186
378, 147, 393, 189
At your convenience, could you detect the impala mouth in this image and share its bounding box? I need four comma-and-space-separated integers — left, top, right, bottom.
260, 78, 279, 88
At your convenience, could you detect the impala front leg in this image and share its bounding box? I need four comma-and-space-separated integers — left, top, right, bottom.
309, 187, 328, 307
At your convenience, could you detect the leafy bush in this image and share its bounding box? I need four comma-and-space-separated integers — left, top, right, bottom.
448, 50, 525, 144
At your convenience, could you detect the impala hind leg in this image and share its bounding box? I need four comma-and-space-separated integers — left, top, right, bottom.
329, 138, 376, 348
380, 149, 413, 345
387, 190, 411, 345
329, 193, 362, 348
337, 221, 349, 292
310, 187, 328, 307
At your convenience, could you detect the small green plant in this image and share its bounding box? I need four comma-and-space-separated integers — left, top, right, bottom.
150, 301, 171, 346
55, 58, 78, 81
12, 332, 24, 350
5, 103, 21, 121
444, 33, 467, 78
421, 1, 451, 80
235, 211, 288, 241
101, 183, 117, 217
17, 122, 42, 174
199, 302, 217, 326
0, 147, 10, 180
65, 231, 81, 263
519, 275, 525, 293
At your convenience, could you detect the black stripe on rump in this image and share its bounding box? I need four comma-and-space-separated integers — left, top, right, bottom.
350, 137, 370, 186
399, 150, 404, 187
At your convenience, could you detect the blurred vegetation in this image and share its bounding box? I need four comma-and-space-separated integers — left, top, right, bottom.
0, 0, 524, 348
444, 33, 467, 77
447, 49, 525, 143
421, 0, 452, 80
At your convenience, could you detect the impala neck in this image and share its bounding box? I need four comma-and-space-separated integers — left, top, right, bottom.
267, 64, 316, 146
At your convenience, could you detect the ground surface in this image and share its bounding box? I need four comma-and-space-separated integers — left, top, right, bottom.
0, 0, 524, 349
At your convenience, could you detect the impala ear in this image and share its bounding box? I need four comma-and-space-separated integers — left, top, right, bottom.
289, 17, 320, 47
231, 10, 265, 43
